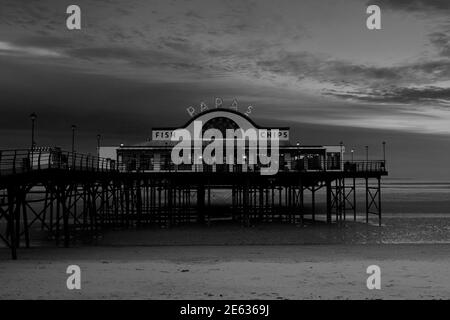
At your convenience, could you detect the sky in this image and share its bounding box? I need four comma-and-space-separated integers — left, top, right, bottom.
0, 0, 449, 179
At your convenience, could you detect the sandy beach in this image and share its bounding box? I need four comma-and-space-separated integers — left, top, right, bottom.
0, 243, 449, 299
1, 217, 450, 300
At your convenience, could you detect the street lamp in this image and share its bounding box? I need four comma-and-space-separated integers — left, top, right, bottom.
351, 149, 354, 162
365, 145, 369, 162
97, 134, 101, 157
382, 141, 386, 163
30, 113, 37, 149
339, 141, 343, 170
71, 125, 77, 154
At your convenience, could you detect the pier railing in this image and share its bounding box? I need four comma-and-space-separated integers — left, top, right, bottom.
0, 149, 116, 175
0, 149, 387, 176
116, 159, 386, 174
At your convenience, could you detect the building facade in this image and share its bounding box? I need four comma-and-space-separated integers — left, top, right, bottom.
100, 108, 345, 173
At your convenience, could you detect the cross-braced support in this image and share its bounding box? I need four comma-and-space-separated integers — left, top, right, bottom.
365, 177, 382, 226
0, 172, 385, 259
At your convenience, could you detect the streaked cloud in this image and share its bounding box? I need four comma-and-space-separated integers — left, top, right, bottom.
324, 86, 450, 106
0, 40, 62, 57
373, 0, 450, 13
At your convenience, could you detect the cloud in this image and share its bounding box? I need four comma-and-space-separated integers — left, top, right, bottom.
324, 86, 450, 106
0, 40, 62, 57
429, 31, 450, 57
372, 0, 450, 13
257, 52, 404, 88
257, 51, 450, 88
255, 47, 450, 107
10, 35, 74, 49
66, 44, 213, 76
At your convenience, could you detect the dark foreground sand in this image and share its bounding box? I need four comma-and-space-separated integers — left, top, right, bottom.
1, 243, 450, 299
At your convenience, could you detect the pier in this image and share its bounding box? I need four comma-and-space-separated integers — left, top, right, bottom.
0, 148, 386, 259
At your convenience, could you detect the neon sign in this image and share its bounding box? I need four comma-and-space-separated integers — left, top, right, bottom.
186, 98, 254, 118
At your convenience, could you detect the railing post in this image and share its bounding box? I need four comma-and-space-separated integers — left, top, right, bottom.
28, 149, 32, 172
13, 150, 17, 174
38, 150, 41, 170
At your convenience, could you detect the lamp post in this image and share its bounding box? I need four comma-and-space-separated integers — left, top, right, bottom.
71, 124, 77, 154
30, 113, 37, 149
365, 145, 369, 162
71, 125, 77, 168
382, 141, 386, 163
96, 134, 101, 170
351, 149, 354, 162
339, 141, 343, 170
97, 134, 101, 157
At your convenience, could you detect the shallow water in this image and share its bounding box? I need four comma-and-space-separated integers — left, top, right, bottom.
1, 180, 450, 249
